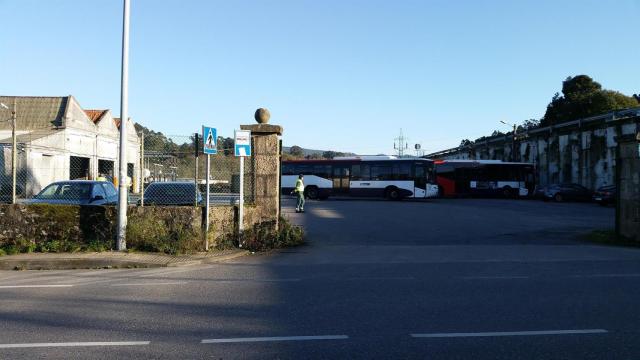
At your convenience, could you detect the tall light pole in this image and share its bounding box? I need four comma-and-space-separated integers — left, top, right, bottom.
117, 0, 131, 251
500, 120, 517, 162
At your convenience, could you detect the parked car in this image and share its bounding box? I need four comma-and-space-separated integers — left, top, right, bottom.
28, 180, 118, 205
533, 185, 548, 199
593, 185, 616, 206
544, 183, 593, 202
141, 182, 202, 206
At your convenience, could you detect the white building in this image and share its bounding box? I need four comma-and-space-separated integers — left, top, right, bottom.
0, 95, 141, 197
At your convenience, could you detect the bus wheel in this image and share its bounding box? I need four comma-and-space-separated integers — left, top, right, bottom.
502, 187, 513, 198
305, 186, 319, 200
554, 193, 563, 202
386, 187, 400, 201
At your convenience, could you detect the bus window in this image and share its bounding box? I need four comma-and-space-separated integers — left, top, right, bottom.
371, 165, 393, 181
282, 163, 294, 175
393, 163, 412, 180
313, 165, 331, 179
297, 164, 312, 175
352, 164, 370, 181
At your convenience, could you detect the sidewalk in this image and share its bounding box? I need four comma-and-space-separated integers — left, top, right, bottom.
0, 249, 248, 270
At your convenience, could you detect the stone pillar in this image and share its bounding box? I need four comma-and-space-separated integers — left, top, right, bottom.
240, 123, 283, 227
616, 133, 640, 242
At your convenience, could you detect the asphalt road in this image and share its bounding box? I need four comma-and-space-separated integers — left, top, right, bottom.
2, 198, 640, 359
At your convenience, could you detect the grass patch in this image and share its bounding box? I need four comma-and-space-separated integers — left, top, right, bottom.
580, 229, 640, 247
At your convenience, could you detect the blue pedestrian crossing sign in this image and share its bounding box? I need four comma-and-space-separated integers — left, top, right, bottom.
234, 130, 251, 157
202, 126, 217, 155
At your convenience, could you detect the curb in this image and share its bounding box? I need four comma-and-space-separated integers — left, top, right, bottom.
0, 250, 249, 271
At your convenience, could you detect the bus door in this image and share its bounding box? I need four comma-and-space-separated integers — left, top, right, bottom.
414, 164, 427, 197
332, 165, 350, 194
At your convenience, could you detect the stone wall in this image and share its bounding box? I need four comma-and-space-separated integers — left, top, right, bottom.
241, 123, 283, 227
617, 134, 640, 241
426, 108, 640, 190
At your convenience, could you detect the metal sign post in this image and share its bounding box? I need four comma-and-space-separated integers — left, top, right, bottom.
202, 126, 217, 251
234, 130, 251, 238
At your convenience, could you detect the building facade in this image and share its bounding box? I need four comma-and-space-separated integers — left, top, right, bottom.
0, 96, 141, 198
426, 108, 640, 190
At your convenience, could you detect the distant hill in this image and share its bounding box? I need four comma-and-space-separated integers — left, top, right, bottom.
282, 146, 356, 158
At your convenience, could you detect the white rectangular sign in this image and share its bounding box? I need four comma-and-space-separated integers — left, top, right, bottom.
234, 130, 251, 157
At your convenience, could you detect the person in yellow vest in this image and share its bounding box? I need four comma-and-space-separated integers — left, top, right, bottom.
96, 173, 108, 182
294, 174, 305, 213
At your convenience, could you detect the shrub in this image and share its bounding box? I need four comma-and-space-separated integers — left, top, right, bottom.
239, 217, 304, 252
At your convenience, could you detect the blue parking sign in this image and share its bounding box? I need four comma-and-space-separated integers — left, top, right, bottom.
202, 126, 217, 155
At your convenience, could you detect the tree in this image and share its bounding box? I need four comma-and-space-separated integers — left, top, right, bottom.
289, 145, 304, 158
322, 150, 337, 159
519, 119, 540, 131
633, 94, 640, 104
542, 75, 638, 126
459, 139, 473, 148
491, 130, 505, 137
322, 150, 347, 159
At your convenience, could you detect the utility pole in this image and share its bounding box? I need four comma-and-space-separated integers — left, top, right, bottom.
139, 132, 144, 206
11, 98, 17, 204
393, 129, 409, 157
117, 0, 130, 251
500, 121, 518, 162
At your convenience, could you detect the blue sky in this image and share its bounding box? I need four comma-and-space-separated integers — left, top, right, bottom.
1, 0, 638, 155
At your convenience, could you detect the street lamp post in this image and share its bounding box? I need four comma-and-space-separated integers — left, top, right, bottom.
117, 0, 131, 251
500, 120, 517, 162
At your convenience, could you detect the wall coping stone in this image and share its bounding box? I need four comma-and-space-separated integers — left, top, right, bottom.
241, 124, 283, 135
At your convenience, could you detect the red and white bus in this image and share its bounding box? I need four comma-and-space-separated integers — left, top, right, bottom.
435, 160, 536, 198
281, 156, 438, 200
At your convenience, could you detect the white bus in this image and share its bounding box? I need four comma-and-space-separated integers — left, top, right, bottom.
281, 156, 438, 200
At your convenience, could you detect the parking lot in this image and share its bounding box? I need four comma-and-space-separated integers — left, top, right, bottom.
285, 197, 614, 247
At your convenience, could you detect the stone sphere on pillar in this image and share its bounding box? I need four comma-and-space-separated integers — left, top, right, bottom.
254, 108, 271, 124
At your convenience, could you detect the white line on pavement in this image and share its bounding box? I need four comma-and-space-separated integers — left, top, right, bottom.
460, 276, 530, 280
110, 281, 188, 287
344, 277, 416, 281
410, 329, 608, 338
0, 285, 74, 289
201, 335, 349, 344
0, 341, 150, 349
569, 274, 640, 278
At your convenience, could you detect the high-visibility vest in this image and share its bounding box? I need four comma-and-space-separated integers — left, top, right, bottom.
295, 179, 304, 193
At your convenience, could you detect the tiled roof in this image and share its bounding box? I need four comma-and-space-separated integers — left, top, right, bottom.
113, 117, 121, 129
84, 109, 108, 124
0, 96, 69, 130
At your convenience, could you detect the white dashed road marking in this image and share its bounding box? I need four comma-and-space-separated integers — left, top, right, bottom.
410, 329, 608, 338
0, 341, 150, 348
201, 335, 349, 344
460, 276, 530, 280
0, 285, 74, 289
110, 281, 188, 287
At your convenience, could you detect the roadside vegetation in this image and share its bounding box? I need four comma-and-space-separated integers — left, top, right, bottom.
216, 216, 305, 252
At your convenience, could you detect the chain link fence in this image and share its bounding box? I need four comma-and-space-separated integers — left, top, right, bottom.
0, 130, 254, 206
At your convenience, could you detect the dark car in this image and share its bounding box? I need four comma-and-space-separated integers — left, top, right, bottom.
141, 182, 202, 206
593, 185, 616, 206
28, 180, 118, 205
533, 185, 548, 199
544, 183, 593, 202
